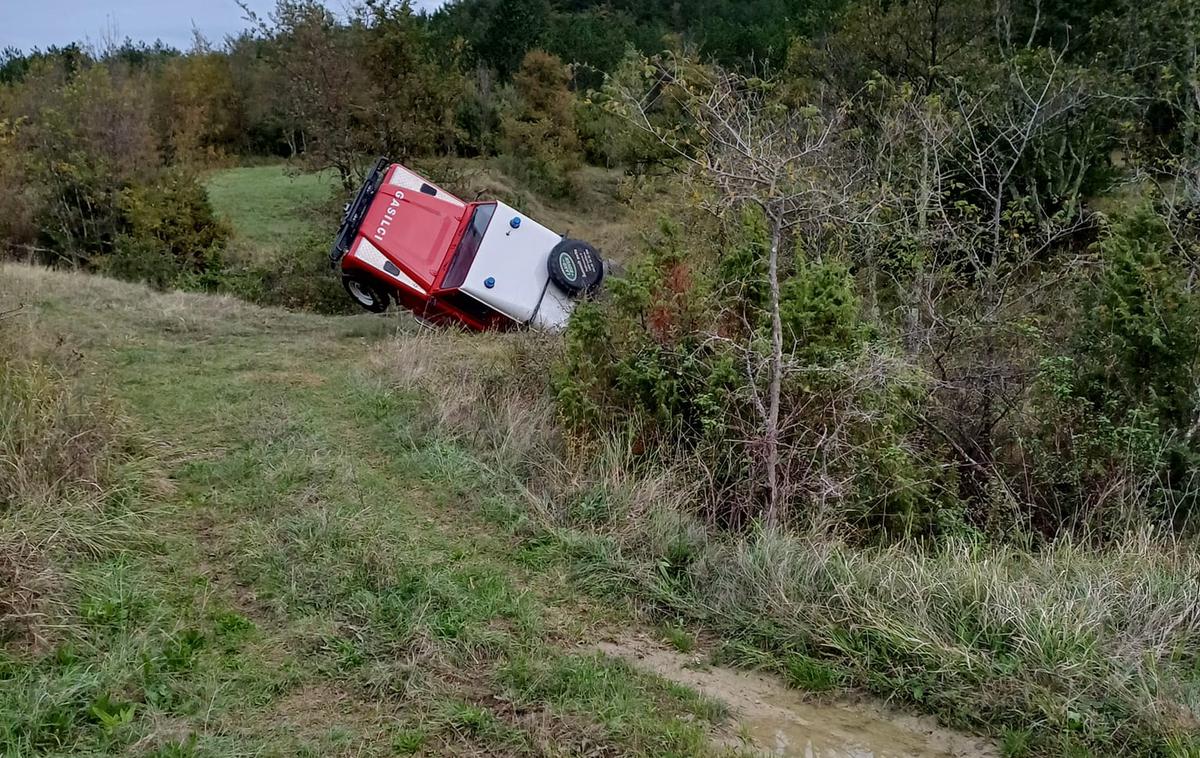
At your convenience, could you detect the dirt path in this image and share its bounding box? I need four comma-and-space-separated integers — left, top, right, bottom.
596, 635, 997, 757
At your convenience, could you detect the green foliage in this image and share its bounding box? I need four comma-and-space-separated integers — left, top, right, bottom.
596, 49, 708, 171
155, 51, 240, 163
1017, 206, 1200, 529
224, 247, 354, 315
0, 62, 158, 264
454, 66, 507, 156
0, 44, 91, 84
555, 208, 943, 535
102, 172, 231, 290
88, 694, 136, 735
556, 219, 726, 435
479, 0, 551, 78
712, 205, 771, 332
1077, 207, 1199, 426
542, 8, 642, 88
432, 0, 836, 73
0, 118, 37, 257
779, 258, 864, 362
361, 1, 466, 160
0, 57, 232, 290
500, 50, 581, 198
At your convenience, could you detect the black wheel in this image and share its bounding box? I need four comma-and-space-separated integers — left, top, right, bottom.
547, 239, 604, 297
342, 275, 390, 313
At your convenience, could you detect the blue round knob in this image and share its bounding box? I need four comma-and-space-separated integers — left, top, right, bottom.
484, 277, 496, 289
510, 216, 521, 229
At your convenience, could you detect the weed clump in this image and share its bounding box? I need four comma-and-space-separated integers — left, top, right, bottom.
0, 328, 131, 648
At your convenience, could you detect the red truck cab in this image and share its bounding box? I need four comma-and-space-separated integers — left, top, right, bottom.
330, 159, 603, 331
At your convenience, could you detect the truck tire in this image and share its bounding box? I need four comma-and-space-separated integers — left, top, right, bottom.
342, 275, 390, 313
548, 239, 604, 297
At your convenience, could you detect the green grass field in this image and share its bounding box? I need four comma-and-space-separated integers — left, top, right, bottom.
0, 266, 729, 756
204, 166, 340, 261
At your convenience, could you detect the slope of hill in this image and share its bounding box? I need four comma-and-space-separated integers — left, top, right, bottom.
0, 264, 706, 755
1, 264, 996, 756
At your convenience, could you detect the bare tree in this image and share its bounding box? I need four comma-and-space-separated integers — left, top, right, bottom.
612, 56, 865, 523
860, 45, 1100, 517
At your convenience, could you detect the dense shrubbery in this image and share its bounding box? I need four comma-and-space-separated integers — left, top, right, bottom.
556, 211, 950, 537
220, 234, 356, 315
553, 16, 1200, 544
0, 55, 233, 289
559, 200, 1199, 543
102, 173, 231, 290
500, 51, 582, 198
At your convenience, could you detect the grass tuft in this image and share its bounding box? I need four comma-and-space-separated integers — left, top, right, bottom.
0, 327, 141, 649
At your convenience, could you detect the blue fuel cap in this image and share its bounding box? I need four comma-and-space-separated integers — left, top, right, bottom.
510, 216, 521, 229
484, 277, 496, 289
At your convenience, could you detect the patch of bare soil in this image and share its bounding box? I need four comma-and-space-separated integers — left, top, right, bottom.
595, 634, 998, 758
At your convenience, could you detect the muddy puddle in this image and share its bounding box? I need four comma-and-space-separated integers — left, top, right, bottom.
595, 635, 997, 758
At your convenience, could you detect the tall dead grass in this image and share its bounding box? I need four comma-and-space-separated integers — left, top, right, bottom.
1, 344, 115, 510
0, 325, 138, 647
679, 530, 1200, 750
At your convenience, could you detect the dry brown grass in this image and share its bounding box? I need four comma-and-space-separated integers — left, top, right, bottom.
0, 339, 117, 511
367, 329, 561, 464
0, 322, 133, 647
0, 540, 55, 649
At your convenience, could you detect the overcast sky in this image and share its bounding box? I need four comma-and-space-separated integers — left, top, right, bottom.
1, 0, 446, 53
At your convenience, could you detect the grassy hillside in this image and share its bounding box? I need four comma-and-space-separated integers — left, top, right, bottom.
0, 266, 736, 756
204, 166, 340, 262
7, 256, 1199, 756
4, 261, 1014, 757
5, 160, 1198, 756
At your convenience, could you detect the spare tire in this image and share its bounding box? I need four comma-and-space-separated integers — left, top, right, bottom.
548, 239, 604, 297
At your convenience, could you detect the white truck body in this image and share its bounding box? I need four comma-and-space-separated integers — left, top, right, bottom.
458, 201, 575, 330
